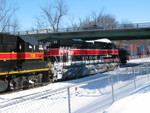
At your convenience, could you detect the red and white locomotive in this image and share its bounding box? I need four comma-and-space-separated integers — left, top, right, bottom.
42, 38, 119, 80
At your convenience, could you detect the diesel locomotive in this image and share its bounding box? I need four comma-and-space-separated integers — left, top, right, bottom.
0, 34, 49, 92
0, 34, 127, 92
42, 38, 119, 80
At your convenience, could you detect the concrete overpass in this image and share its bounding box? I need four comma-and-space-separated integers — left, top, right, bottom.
25, 26, 150, 41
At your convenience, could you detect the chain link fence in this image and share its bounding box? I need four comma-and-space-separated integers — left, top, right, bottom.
0, 63, 150, 113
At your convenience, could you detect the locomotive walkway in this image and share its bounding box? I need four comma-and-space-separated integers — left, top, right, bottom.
18, 22, 150, 40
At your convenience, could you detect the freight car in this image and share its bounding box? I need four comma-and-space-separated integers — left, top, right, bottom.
0, 34, 123, 92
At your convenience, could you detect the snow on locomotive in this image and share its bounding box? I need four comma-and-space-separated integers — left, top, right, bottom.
42, 37, 119, 80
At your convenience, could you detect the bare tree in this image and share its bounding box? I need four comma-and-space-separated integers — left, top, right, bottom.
34, 16, 47, 30
10, 17, 20, 34
35, 0, 68, 32
77, 9, 118, 30
68, 16, 78, 29
0, 0, 17, 32
119, 20, 134, 29
98, 14, 118, 29
90, 9, 105, 26
78, 17, 93, 28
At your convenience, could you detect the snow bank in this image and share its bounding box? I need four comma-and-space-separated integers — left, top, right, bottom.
103, 82, 150, 113
129, 57, 150, 63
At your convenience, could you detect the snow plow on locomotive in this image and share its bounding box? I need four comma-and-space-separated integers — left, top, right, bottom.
0, 34, 128, 92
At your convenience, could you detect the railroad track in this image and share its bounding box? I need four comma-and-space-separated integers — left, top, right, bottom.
0, 88, 51, 109
0, 81, 76, 110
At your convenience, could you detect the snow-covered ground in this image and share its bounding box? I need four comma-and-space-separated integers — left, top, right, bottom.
1, 57, 150, 113
103, 82, 150, 113
102, 57, 150, 113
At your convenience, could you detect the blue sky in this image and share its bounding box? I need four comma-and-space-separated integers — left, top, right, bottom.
12, 0, 150, 30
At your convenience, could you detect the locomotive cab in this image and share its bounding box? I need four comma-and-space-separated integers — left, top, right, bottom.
17, 36, 46, 70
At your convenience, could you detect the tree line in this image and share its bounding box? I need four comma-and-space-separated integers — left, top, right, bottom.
1, 0, 132, 33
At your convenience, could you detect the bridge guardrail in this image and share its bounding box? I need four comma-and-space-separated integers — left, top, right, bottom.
9, 22, 150, 35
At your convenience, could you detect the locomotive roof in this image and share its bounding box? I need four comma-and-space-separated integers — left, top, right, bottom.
59, 39, 84, 46
19, 35, 38, 45
40, 37, 84, 45
40, 37, 66, 42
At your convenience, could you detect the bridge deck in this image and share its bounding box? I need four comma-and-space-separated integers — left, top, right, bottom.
24, 28, 150, 40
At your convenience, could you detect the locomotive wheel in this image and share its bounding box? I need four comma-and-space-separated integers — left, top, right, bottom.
9, 80, 15, 90
0, 80, 8, 92
33, 73, 43, 86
